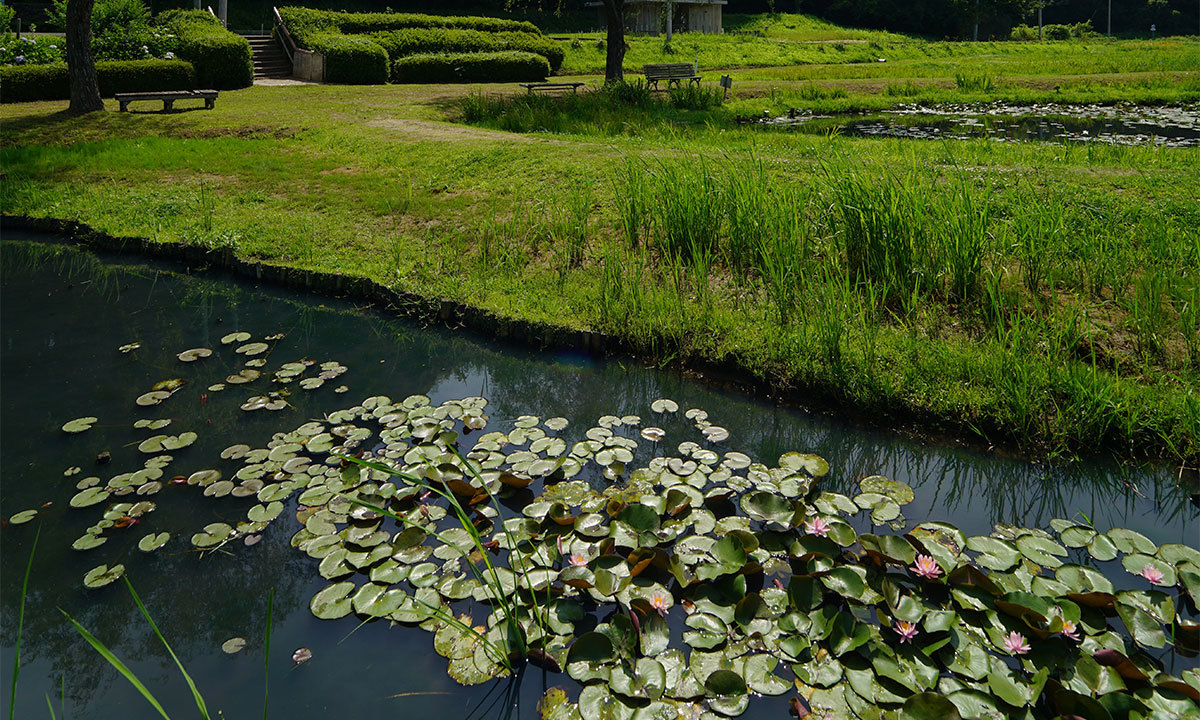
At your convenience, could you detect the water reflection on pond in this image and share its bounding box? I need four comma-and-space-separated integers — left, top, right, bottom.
1, 235, 1194, 718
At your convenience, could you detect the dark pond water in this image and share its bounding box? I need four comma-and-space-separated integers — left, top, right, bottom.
1, 234, 1196, 719
751, 103, 1200, 147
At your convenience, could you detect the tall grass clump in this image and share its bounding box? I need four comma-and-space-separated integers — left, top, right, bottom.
827, 168, 932, 308
667, 84, 724, 110
936, 178, 989, 302
612, 160, 649, 247
459, 92, 510, 124
954, 72, 995, 92
650, 161, 723, 271
723, 154, 776, 282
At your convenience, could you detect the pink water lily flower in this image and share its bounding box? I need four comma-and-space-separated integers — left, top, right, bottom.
909, 554, 942, 580
893, 620, 919, 644
648, 590, 672, 616
567, 552, 589, 567
1060, 619, 1080, 641
803, 516, 830, 537
1139, 564, 1166, 586
1003, 631, 1031, 655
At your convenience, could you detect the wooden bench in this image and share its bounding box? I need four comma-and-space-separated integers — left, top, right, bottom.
643, 63, 701, 90
519, 82, 585, 94
115, 90, 219, 112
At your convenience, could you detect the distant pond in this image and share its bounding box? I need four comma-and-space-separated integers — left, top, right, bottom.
1, 234, 1195, 719
745, 103, 1200, 147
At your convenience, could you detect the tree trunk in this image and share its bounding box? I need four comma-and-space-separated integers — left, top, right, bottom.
67, 0, 104, 114
602, 0, 625, 83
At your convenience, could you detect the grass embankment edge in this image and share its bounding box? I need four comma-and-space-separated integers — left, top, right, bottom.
4, 213, 1192, 468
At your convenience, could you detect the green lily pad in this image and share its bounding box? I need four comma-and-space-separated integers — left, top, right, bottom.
8, 509, 38, 524
222, 637, 247, 654
83, 564, 125, 588
70, 487, 110, 508
310, 581, 355, 620
135, 390, 172, 407
138, 532, 170, 552
650, 399, 679, 413
72, 533, 107, 551
177, 348, 212, 362
221, 331, 251, 344
859, 475, 915, 505
779, 452, 829, 477
62, 416, 98, 433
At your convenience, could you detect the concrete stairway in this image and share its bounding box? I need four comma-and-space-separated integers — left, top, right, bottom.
244, 35, 292, 79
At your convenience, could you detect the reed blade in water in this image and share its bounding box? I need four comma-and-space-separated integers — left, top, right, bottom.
8, 526, 38, 720
124, 578, 212, 720
59, 608, 173, 720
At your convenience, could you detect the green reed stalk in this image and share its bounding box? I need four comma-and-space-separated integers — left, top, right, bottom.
339, 454, 540, 664
59, 609, 172, 720
9, 526, 38, 720
124, 579, 211, 720
335, 488, 514, 667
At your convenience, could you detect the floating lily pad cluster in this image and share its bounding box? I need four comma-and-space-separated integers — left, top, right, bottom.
46, 333, 353, 586
47, 353, 1200, 719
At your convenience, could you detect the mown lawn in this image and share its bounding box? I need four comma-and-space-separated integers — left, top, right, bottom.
2, 34, 1198, 462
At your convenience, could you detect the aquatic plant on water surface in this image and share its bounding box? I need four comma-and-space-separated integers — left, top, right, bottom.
11, 331, 1199, 720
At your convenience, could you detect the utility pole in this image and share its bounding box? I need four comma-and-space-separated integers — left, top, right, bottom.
665, 0, 673, 42
1107, 0, 1111, 36
1037, 0, 1043, 40
973, 0, 979, 41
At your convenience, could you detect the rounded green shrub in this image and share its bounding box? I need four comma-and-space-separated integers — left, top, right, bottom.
391, 51, 549, 84
278, 7, 539, 37
0, 59, 195, 103
311, 33, 388, 84
369, 28, 564, 73
156, 9, 251, 89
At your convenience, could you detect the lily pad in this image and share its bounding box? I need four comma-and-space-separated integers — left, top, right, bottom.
83, 564, 125, 588
8, 509, 38, 524
138, 532, 170, 552
70, 487, 110, 508
222, 637, 247, 654
650, 399, 679, 413
237, 342, 270, 356
135, 391, 172, 407
177, 348, 213, 362
221, 332, 252, 344
779, 452, 829, 477
62, 416, 98, 433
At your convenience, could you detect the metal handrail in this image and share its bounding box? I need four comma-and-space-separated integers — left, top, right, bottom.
272, 6, 297, 64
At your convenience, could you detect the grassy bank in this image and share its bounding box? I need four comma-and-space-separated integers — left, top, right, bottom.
2, 41, 1198, 463
555, 27, 1199, 77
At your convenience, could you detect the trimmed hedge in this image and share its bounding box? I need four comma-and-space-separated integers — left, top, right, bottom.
391, 51, 549, 84
0, 59, 195, 103
369, 29, 563, 72
309, 32, 388, 84
277, 7, 539, 37
277, 6, 561, 83
156, 9, 251, 89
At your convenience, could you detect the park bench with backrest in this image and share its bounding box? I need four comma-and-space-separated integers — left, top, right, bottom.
643, 63, 701, 90
114, 90, 219, 112
518, 82, 586, 94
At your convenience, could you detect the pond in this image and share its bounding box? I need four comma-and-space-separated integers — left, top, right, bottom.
1, 234, 1196, 719
747, 103, 1200, 147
